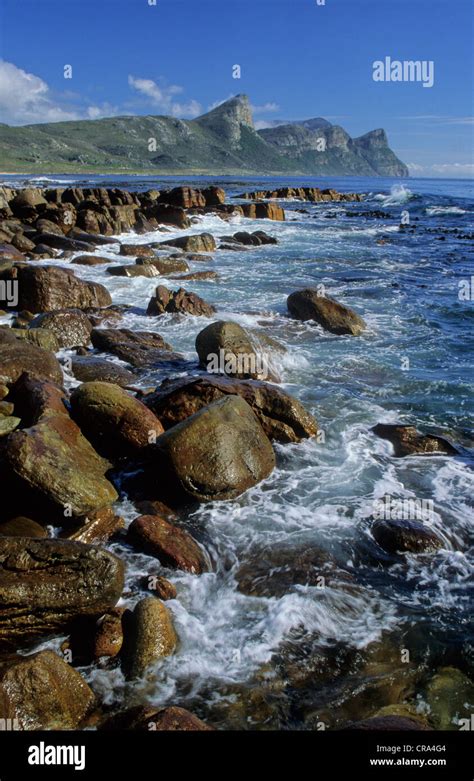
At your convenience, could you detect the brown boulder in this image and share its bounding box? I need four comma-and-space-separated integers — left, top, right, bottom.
119, 244, 155, 258
29, 308, 93, 348
146, 375, 317, 443
160, 233, 216, 253
70, 381, 163, 457
147, 395, 275, 502
17, 266, 111, 313
287, 289, 366, 335
121, 597, 177, 679
0, 538, 124, 647
372, 424, 457, 457
90, 327, 180, 369
127, 514, 208, 574
147, 285, 215, 317
0, 335, 63, 386
0, 650, 95, 729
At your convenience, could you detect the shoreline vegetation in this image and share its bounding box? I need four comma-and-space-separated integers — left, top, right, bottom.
0, 182, 466, 731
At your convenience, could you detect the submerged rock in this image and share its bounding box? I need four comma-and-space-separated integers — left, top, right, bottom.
159, 233, 216, 253
90, 327, 179, 369
147, 395, 275, 503
372, 519, 444, 554
70, 356, 135, 387
0, 538, 124, 647
287, 289, 366, 335
426, 667, 474, 730
372, 423, 458, 457
101, 704, 212, 731
0, 650, 95, 729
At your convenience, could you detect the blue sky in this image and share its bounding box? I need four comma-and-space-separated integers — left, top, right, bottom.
0, 0, 472, 176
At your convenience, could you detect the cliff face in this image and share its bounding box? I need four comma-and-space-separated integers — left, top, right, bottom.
0, 94, 408, 176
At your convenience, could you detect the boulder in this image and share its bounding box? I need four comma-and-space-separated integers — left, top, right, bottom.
70, 381, 163, 457
29, 309, 93, 348
0, 335, 63, 385
7, 373, 67, 425
148, 395, 275, 502
145, 375, 318, 443
127, 514, 208, 574
61, 508, 125, 544
71, 254, 111, 266
17, 266, 112, 313
136, 256, 190, 274
32, 232, 93, 252
107, 264, 160, 278
372, 519, 444, 554
144, 203, 190, 229
0, 538, 124, 647
90, 327, 180, 369
202, 186, 226, 207
0, 516, 47, 538
119, 244, 155, 258
158, 187, 206, 209
3, 413, 118, 520
0, 242, 25, 261
195, 320, 269, 380
0, 650, 95, 729
372, 424, 458, 457
121, 597, 177, 679
71, 356, 135, 387
101, 705, 211, 731
344, 715, 432, 731
92, 608, 124, 659
426, 667, 474, 730
160, 233, 216, 253
170, 270, 218, 281
9, 188, 47, 210
144, 575, 177, 600
147, 285, 215, 317
287, 289, 366, 335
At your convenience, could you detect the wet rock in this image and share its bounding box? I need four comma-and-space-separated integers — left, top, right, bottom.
16, 265, 112, 313
71, 254, 111, 265
143, 203, 190, 229
90, 327, 179, 369
146, 375, 318, 443
32, 232, 94, 252
107, 264, 160, 278
148, 395, 275, 503
160, 233, 216, 253
61, 508, 125, 544
119, 244, 155, 258
0, 416, 20, 436
144, 575, 177, 600
343, 715, 432, 731
202, 186, 226, 207
71, 356, 135, 387
159, 187, 206, 209
3, 413, 118, 520
169, 270, 218, 281
29, 308, 93, 348
0, 516, 47, 538
92, 608, 124, 659
372, 424, 458, 457
70, 381, 163, 457
195, 320, 270, 380
136, 256, 190, 274
287, 289, 366, 335
127, 514, 208, 574
372, 519, 444, 554
0, 336, 63, 385
0, 650, 95, 729
426, 667, 474, 730
8, 373, 67, 425
0, 242, 25, 261
0, 538, 124, 648
236, 543, 353, 597
101, 704, 212, 731
121, 597, 177, 679
10, 188, 48, 211
146, 285, 215, 317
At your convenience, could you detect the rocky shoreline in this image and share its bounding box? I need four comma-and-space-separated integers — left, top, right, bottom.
0, 184, 467, 731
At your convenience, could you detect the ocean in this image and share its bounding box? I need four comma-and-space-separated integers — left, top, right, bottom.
3, 173, 473, 728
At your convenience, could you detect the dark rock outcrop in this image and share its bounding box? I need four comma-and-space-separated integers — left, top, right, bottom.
287, 289, 366, 335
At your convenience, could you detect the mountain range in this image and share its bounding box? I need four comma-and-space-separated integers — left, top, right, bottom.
0, 94, 408, 177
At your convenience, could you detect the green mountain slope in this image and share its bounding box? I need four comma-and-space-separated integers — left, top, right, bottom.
0, 94, 408, 176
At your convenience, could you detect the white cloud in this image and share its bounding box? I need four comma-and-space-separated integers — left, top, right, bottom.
406, 161, 474, 177
0, 60, 81, 124
398, 115, 474, 125
0, 61, 120, 125
251, 102, 279, 114
254, 119, 274, 130
128, 75, 201, 118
